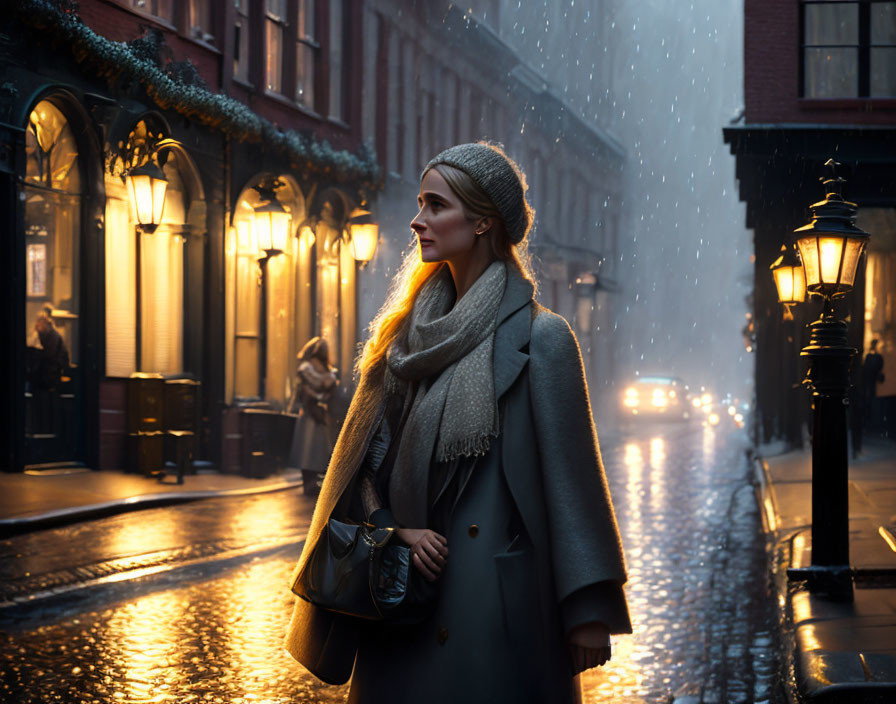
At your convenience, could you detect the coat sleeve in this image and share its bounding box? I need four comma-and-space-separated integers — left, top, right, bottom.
529, 310, 633, 635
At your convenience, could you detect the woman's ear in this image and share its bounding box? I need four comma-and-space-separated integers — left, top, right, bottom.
475, 217, 493, 236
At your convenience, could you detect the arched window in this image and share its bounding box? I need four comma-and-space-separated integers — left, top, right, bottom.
226, 177, 308, 405
24, 100, 81, 370
104, 121, 200, 377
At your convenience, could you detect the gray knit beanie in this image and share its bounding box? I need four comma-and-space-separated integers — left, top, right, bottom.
423, 142, 533, 245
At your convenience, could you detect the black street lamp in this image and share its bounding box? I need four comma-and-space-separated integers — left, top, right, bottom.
785, 160, 870, 600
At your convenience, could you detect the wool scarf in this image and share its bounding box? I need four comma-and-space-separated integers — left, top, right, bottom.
384, 260, 507, 528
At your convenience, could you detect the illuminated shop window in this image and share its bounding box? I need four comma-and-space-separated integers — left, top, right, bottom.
227, 179, 308, 406
24, 100, 81, 368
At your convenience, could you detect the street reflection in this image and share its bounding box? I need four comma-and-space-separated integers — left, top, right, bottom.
103, 590, 184, 702
105, 508, 188, 564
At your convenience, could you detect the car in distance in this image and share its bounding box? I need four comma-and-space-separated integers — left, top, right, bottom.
620, 376, 690, 421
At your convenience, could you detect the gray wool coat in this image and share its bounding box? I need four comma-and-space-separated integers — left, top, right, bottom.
284, 265, 632, 702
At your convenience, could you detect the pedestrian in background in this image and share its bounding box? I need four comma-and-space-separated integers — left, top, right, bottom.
284, 142, 632, 703
862, 339, 885, 431
287, 336, 339, 494
30, 304, 70, 391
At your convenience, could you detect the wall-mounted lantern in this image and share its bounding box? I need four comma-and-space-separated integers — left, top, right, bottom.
109, 121, 170, 234
347, 207, 379, 266
127, 159, 168, 233
253, 181, 291, 259
770, 243, 806, 306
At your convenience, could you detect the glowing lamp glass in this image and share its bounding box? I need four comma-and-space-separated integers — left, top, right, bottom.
349, 222, 379, 263
127, 162, 168, 228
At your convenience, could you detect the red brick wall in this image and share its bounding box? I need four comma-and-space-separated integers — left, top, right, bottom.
78, 0, 360, 151
745, 0, 896, 125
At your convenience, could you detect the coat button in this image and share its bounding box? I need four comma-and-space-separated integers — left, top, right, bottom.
468, 524, 479, 538
438, 627, 449, 645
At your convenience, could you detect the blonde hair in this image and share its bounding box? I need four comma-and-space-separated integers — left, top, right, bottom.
355, 163, 537, 378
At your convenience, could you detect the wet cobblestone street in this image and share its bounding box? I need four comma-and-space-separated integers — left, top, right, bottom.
0, 421, 779, 703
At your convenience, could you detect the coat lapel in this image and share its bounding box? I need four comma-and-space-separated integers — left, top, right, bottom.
493, 266, 534, 401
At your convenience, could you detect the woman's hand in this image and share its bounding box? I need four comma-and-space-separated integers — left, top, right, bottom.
568, 621, 611, 673
395, 528, 448, 582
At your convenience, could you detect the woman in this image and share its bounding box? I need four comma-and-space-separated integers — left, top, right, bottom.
285, 143, 631, 703
287, 336, 339, 494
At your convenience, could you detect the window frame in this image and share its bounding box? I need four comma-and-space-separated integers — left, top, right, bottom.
800, 0, 896, 98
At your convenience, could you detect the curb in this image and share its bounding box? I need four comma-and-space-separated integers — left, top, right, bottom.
0, 475, 304, 538
0, 532, 307, 618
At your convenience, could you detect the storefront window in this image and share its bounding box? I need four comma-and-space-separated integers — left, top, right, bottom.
861, 208, 896, 398
24, 99, 82, 464
228, 178, 305, 406
24, 100, 81, 370
139, 155, 186, 374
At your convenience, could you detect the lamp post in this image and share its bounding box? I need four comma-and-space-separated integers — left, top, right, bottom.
785, 160, 870, 600
253, 181, 291, 400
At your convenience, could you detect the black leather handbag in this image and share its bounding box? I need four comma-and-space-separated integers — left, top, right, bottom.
293, 518, 416, 621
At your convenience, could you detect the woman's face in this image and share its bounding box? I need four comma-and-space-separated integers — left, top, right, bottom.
411, 169, 482, 264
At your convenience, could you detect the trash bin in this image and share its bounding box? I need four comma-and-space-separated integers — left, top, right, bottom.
127, 372, 164, 433
238, 407, 295, 478
127, 430, 164, 476
164, 377, 200, 466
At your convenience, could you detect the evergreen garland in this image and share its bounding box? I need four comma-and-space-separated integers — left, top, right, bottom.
14, 0, 382, 191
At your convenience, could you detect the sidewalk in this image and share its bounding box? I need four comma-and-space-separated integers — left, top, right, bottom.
754, 437, 896, 703
0, 466, 304, 537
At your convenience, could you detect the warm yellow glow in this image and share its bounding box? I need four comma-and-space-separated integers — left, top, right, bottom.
734, 413, 744, 423
880, 526, 896, 553
349, 221, 379, 262
668, 390, 676, 398
839, 238, 864, 288
692, 397, 702, 408
773, 265, 794, 302
126, 162, 168, 228
254, 209, 290, 253
623, 396, 639, 408
793, 264, 807, 302
797, 236, 821, 288
773, 264, 807, 304
701, 393, 712, 405
702, 404, 712, 415
728, 405, 736, 416
708, 412, 720, 425
128, 173, 152, 224
818, 236, 845, 284
299, 224, 316, 248
651, 395, 667, 408
625, 387, 638, 397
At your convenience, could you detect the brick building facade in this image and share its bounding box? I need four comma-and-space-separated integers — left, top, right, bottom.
725, 0, 896, 445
